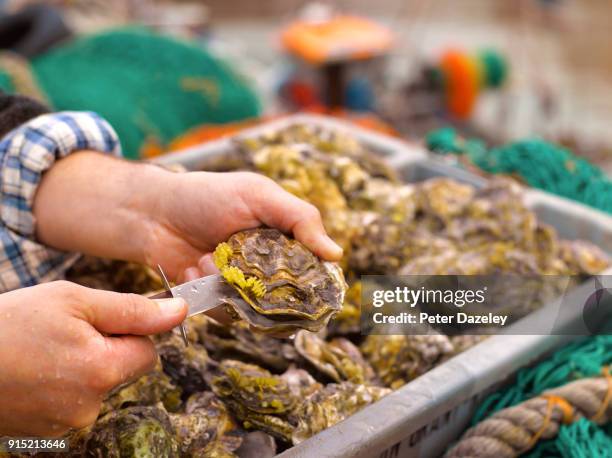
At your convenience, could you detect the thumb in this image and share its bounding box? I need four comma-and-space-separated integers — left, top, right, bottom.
77, 287, 187, 335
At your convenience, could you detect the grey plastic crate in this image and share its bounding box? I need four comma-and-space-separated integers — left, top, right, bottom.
153, 117, 612, 458
279, 157, 612, 458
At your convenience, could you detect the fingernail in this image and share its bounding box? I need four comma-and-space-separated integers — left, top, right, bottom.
155, 298, 187, 315
320, 235, 343, 260
183, 267, 201, 281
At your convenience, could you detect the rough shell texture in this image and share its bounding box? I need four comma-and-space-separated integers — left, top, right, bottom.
214, 228, 346, 333
290, 383, 391, 444
211, 360, 298, 441
155, 333, 212, 398
85, 405, 180, 457
101, 366, 182, 415
198, 318, 297, 372
59, 123, 612, 456
171, 391, 242, 457
294, 330, 377, 384
361, 334, 455, 389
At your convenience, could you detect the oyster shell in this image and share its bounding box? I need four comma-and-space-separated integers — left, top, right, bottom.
85, 405, 180, 457
294, 330, 376, 384
560, 240, 610, 275
328, 280, 362, 337
211, 360, 298, 441
361, 334, 454, 389
418, 177, 475, 221
237, 123, 397, 181
198, 318, 297, 372
291, 383, 391, 444
214, 228, 346, 333
155, 333, 212, 398
101, 366, 182, 415
170, 392, 242, 457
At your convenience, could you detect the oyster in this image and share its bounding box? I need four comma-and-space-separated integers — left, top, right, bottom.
281, 367, 322, 399
234, 431, 277, 458
155, 333, 212, 398
291, 382, 391, 444
418, 177, 475, 221
328, 281, 362, 337
237, 123, 397, 181
294, 331, 376, 384
198, 318, 297, 372
214, 228, 346, 334
361, 334, 454, 389
101, 366, 182, 415
560, 240, 610, 275
348, 179, 417, 222
211, 360, 298, 442
85, 405, 180, 457
170, 392, 242, 457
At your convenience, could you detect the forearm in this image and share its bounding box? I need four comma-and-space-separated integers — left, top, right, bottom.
33, 152, 174, 264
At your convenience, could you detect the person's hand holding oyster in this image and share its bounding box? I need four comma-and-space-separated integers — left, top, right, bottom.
1, 152, 344, 438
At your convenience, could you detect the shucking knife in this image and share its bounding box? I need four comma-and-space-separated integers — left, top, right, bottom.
149, 265, 238, 346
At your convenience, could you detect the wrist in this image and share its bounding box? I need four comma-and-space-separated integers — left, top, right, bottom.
133, 164, 185, 266
34, 152, 177, 264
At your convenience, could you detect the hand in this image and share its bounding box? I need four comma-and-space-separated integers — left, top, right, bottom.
147, 171, 343, 281
34, 153, 343, 282
0, 281, 187, 436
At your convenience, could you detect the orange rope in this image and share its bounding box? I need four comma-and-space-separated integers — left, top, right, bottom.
520, 394, 574, 454
591, 365, 612, 423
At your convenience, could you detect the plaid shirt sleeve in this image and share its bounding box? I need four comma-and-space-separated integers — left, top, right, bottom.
0, 111, 121, 292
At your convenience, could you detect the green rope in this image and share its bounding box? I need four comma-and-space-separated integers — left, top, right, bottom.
426, 128, 612, 214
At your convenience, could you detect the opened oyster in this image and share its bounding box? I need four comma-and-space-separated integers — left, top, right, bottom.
214, 228, 346, 334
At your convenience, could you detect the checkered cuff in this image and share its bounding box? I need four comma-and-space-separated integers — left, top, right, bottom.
0, 111, 121, 237
0, 111, 121, 291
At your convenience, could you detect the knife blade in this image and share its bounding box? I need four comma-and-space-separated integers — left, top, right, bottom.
149, 266, 240, 345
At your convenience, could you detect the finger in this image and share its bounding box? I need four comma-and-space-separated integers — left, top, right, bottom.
102, 335, 157, 387
76, 286, 187, 335
242, 176, 343, 261
180, 266, 202, 283
198, 253, 219, 276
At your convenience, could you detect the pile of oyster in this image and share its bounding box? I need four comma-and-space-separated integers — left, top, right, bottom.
55, 123, 609, 457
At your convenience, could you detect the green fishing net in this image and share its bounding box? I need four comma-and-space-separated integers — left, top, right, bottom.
0, 27, 260, 158
426, 128, 612, 214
